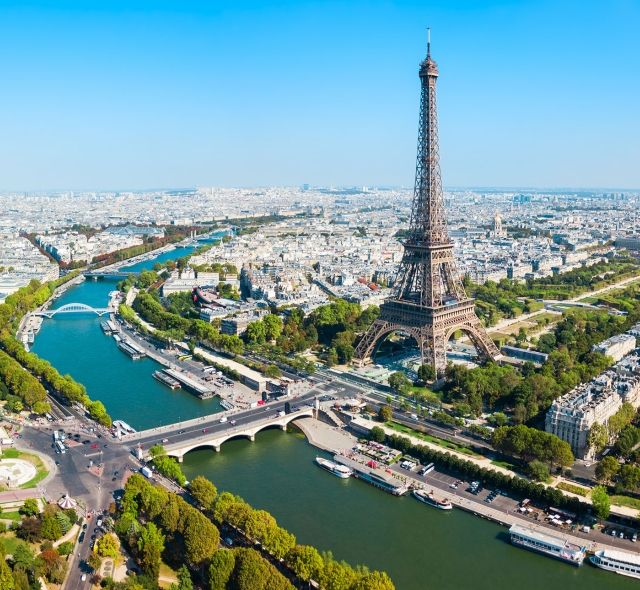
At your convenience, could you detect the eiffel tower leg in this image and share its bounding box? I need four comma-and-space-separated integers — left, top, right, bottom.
354, 319, 395, 366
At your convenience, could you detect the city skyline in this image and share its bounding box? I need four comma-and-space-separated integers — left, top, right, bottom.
0, 0, 638, 190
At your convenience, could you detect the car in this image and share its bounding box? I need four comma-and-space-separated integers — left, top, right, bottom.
619, 531, 625, 539
81, 574, 87, 582
91, 444, 98, 449
203, 428, 207, 433
91, 534, 96, 541
55, 460, 60, 465
112, 476, 117, 481
179, 430, 185, 434
632, 533, 637, 542
82, 523, 88, 530
230, 420, 237, 426
103, 443, 108, 448
162, 438, 169, 443
79, 532, 85, 543
97, 519, 102, 527
83, 440, 90, 444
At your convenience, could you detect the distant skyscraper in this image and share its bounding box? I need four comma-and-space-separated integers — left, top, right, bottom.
354, 36, 500, 375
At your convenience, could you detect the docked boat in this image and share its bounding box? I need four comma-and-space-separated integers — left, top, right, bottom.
153, 370, 181, 390
590, 549, 640, 579
509, 524, 585, 566
101, 321, 113, 334
117, 340, 145, 360
333, 455, 408, 495
315, 457, 353, 479
412, 488, 453, 510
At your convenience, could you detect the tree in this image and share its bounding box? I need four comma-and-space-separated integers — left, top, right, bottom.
378, 405, 393, 423
20, 498, 39, 516
0, 559, 14, 590
189, 476, 218, 511
388, 372, 411, 394
263, 314, 283, 341
595, 456, 620, 484
591, 485, 611, 520
32, 400, 51, 415
588, 422, 609, 455
351, 571, 395, 590
370, 426, 386, 443
285, 545, 323, 582
527, 460, 550, 482
171, 565, 193, 590
183, 509, 219, 565
208, 549, 235, 590
137, 523, 165, 580
417, 364, 435, 383
41, 513, 63, 541
149, 444, 166, 458
96, 533, 119, 558
57, 541, 74, 556
245, 321, 267, 344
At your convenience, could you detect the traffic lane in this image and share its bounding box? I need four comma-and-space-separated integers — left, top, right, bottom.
133, 402, 318, 448
132, 392, 319, 446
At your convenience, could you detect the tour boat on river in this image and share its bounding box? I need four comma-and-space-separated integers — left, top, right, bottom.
315, 457, 353, 479
590, 549, 640, 579
509, 524, 585, 566
412, 489, 453, 510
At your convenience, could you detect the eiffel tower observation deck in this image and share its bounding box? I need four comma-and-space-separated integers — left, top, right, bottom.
354, 32, 501, 375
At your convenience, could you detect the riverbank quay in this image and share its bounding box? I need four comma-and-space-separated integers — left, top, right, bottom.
347, 417, 640, 520
293, 417, 639, 558
349, 415, 638, 519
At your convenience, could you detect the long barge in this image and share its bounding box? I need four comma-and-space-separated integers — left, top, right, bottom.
334, 455, 408, 496
153, 370, 181, 390
163, 368, 214, 399
509, 524, 585, 566
117, 340, 145, 360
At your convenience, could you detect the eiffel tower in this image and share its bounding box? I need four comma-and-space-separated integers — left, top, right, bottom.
354, 33, 501, 375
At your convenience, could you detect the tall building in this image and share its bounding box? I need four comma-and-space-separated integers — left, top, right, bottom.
546, 352, 640, 459
354, 36, 500, 375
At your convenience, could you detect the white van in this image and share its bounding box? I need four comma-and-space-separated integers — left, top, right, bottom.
219, 416, 228, 423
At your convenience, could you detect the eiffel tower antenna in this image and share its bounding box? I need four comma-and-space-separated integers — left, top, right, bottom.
354, 39, 501, 376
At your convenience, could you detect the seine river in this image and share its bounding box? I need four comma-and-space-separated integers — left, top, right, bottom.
31, 243, 636, 590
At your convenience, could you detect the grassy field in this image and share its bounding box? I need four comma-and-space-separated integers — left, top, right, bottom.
385, 421, 481, 457
491, 458, 518, 471
0, 510, 23, 521
610, 495, 640, 510
0, 531, 29, 555
557, 482, 589, 497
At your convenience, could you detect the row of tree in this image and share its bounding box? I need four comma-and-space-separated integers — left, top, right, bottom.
0, 274, 111, 424
119, 473, 395, 590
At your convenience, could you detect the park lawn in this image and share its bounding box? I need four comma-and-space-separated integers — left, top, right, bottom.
0, 510, 23, 521
491, 458, 518, 471
407, 386, 442, 403
0, 531, 29, 555
557, 482, 589, 497
610, 495, 640, 510
158, 561, 178, 589
0, 448, 21, 459
385, 421, 480, 457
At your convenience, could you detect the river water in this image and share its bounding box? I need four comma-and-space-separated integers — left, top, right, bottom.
30, 243, 637, 590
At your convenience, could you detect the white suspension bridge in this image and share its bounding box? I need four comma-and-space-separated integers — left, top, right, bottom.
35, 303, 114, 319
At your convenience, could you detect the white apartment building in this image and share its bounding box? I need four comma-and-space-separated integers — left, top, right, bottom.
546, 352, 640, 459
593, 334, 637, 363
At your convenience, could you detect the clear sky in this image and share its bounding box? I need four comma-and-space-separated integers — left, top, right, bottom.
0, 0, 638, 191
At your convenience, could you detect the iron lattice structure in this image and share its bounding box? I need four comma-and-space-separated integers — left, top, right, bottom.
354, 41, 500, 375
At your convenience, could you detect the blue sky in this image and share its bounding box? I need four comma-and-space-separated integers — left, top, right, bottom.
0, 0, 638, 190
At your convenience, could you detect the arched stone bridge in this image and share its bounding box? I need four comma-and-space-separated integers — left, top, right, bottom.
158, 408, 315, 462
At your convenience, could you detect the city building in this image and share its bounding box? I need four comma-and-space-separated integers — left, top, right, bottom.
593, 334, 637, 363
546, 351, 640, 459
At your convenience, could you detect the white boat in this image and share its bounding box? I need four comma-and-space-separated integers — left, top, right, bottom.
590, 549, 640, 579
315, 457, 352, 479
509, 524, 585, 566
412, 489, 453, 510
